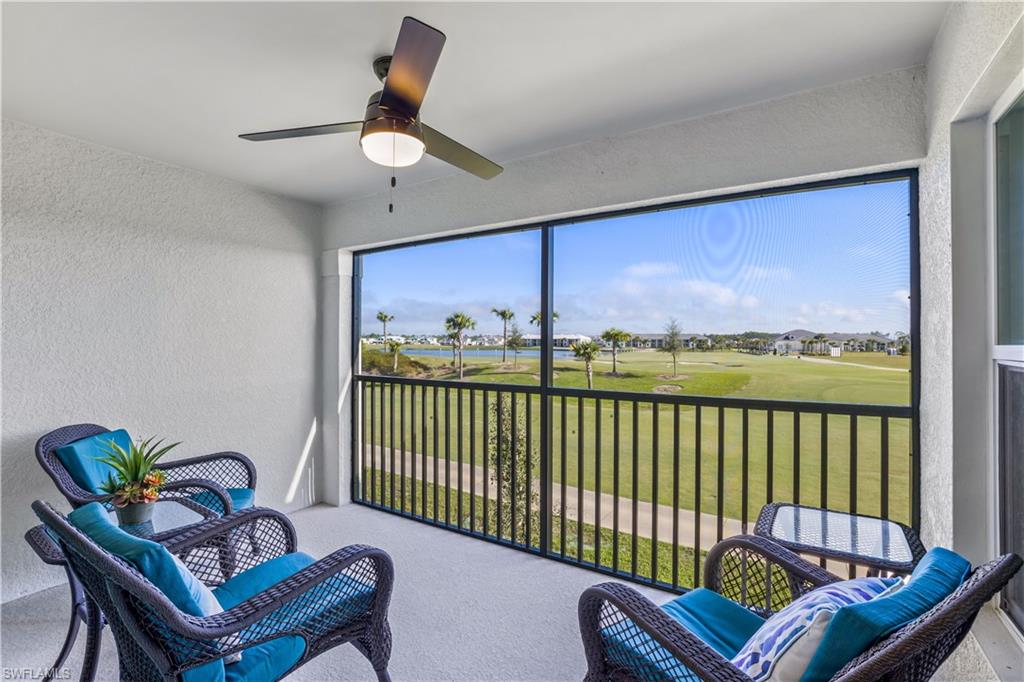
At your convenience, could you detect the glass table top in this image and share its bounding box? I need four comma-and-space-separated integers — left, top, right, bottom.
769, 504, 915, 564
111, 499, 210, 538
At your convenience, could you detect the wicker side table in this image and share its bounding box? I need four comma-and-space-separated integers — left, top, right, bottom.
754, 502, 926, 575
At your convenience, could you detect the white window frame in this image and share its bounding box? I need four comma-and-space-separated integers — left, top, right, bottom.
987, 69, 1024, 645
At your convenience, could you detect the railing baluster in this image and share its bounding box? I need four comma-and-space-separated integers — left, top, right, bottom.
577, 396, 584, 561
364, 378, 372, 501
421, 385, 427, 519
379, 381, 386, 504
444, 386, 451, 526
741, 408, 749, 534
880, 416, 890, 519
717, 406, 725, 543
849, 414, 859, 579
410, 382, 417, 515
793, 411, 801, 505
767, 409, 774, 503
483, 390, 490, 535
512, 393, 520, 544
526, 393, 533, 548
820, 411, 830, 568
370, 380, 377, 505
497, 391, 504, 540
694, 405, 702, 588
849, 415, 858, 514
672, 404, 680, 589
595, 399, 602, 568
389, 381, 396, 510
613, 400, 621, 574
458, 387, 464, 529
470, 388, 476, 533
560, 396, 567, 557
651, 401, 659, 583
820, 412, 829, 509
433, 386, 439, 523
631, 401, 639, 578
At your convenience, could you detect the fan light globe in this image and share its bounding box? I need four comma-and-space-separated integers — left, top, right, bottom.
360, 130, 425, 168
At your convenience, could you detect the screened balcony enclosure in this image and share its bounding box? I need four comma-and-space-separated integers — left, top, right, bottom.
351, 173, 920, 593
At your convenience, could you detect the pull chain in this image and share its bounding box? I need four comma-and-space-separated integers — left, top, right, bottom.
388, 133, 395, 213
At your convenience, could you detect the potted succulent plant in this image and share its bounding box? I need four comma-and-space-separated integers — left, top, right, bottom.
97, 437, 180, 525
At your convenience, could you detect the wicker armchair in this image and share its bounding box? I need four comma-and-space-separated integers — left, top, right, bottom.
34, 500, 394, 682
579, 534, 1022, 682
37, 424, 257, 515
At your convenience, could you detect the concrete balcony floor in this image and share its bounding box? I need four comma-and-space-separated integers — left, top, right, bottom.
1, 503, 672, 681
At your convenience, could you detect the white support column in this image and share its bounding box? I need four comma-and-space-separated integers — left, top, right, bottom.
321, 248, 354, 506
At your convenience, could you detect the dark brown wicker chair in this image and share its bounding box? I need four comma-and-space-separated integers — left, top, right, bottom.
37, 423, 257, 515
579, 534, 1022, 682
34, 500, 394, 682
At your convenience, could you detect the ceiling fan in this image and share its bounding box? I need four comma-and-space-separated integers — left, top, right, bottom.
239, 16, 502, 180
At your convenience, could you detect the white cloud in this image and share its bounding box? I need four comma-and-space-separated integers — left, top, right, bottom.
622, 261, 680, 278
740, 265, 793, 281
890, 289, 911, 308
801, 301, 878, 324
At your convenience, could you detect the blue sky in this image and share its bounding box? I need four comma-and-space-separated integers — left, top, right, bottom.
361, 179, 911, 337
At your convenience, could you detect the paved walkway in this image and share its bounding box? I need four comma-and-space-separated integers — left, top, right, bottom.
794, 356, 909, 373
366, 446, 745, 549
366, 446, 857, 575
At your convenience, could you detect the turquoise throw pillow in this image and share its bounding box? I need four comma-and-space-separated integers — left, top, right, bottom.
55, 429, 132, 493
67, 502, 219, 616
801, 548, 971, 682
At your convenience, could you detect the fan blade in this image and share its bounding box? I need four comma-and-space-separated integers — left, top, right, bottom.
422, 124, 502, 179
378, 17, 445, 118
239, 121, 363, 142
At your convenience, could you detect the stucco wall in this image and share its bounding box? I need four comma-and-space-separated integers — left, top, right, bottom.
918, 1, 1024, 552
1, 119, 324, 601
323, 66, 926, 249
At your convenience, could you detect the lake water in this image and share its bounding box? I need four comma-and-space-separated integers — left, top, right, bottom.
401, 347, 574, 359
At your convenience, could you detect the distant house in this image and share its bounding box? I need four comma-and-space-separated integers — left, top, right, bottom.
773, 329, 892, 354
628, 333, 707, 349
521, 333, 592, 348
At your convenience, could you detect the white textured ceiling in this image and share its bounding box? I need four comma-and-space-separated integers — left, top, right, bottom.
2, 2, 948, 205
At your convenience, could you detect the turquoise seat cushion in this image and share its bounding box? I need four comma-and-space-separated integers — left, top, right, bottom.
214, 553, 317, 610
191, 487, 255, 515
224, 636, 305, 682
602, 588, 765, 680
55, 429, 132, 493
802, 547, 971, 681
66, 503, 227, 682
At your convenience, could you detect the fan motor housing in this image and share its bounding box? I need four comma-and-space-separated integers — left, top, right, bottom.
362, 90, 423, 143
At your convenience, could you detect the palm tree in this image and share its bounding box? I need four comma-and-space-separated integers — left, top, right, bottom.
660, 319, 685, 376
491, 308, 515, 363
507, 323, 524, 369
600, 328, 632, 375
529, 311, 559, 327
570, 340, 601, 389
376, 311, 394, 340
386, 339, 403, 372
445, 312, 476, 379
812, 334, 828, 355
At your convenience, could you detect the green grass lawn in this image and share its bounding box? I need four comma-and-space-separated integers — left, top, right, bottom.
360, 348, 915, 527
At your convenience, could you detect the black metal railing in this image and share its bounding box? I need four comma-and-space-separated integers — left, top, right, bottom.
352, 374, 916, 592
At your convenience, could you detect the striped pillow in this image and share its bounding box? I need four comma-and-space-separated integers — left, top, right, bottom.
731, 576, 901, 681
